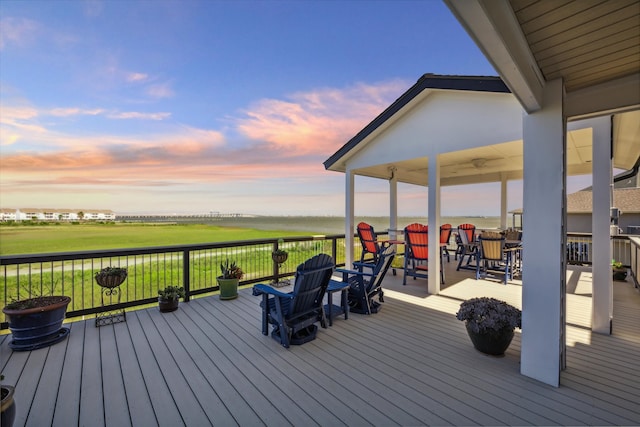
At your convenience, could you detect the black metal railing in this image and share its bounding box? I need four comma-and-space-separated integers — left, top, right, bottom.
0, 234, 361, 329
2, 230, 628, 328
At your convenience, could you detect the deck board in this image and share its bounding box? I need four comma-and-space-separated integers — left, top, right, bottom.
100, 324, 132, 427
80, 318, 105, 427
1, 263, 639, 426
125, 311, 185, 427
51, 320, 84, 427
25, 332, 66, 427
112, 319, 158, 427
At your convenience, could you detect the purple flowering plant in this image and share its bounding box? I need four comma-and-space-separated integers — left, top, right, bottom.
456, 297, 522, 335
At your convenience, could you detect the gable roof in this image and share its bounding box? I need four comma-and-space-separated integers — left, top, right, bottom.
568, 188, 640, 214
511, 186, 640, 215
323, 74, 510, 170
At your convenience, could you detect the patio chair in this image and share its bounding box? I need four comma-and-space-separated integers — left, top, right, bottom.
503, 228, 523, 273
456, 223, 478, 271
336, 244, 396, 314
402, 223, 444, 286
440, 224, 453, 262
357, 222, 388, 264
475, 231, 515, 284
252, 254, 334, 348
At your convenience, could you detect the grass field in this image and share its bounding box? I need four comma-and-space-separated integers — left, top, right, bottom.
0, 223, 334, 315
0, 223, 311, 255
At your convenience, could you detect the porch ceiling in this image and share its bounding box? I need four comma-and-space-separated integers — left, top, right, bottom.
350, 110, 640, 187
444, 0, 640, 117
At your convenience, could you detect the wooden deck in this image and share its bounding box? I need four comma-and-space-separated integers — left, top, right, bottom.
2, 261, 639, 426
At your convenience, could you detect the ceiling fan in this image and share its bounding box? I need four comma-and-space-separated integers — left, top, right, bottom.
454, 157, 510, 171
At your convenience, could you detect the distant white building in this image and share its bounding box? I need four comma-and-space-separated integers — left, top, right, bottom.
0, 208, 116, 221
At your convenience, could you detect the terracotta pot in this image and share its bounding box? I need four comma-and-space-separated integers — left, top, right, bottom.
465, 323, 514, 356
1, 385, 16, 427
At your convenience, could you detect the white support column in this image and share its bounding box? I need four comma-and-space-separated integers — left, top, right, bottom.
389, 167, 398, 240
592, 116, 613, 334
427, 155, 441, 295
500, 173, 508, 230
521, 78, 566, 387
345, 170, 355, 268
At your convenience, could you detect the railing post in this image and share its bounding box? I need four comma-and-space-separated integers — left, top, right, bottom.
331, 238, 338, 265
183, 250, 190, 302
272, 241, 279, 282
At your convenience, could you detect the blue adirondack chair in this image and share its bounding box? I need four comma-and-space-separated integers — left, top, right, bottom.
252, 254, 334, 348
336, 244, 396, 314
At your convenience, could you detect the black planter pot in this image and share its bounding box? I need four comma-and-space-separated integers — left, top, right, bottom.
95, 274, 127, 288
158, 298, 179, 313
612, 268, 627, 281
1, 385, 16, 427
2, 296, 71, 351
272, 252, 288, 264
465, 323, 515, 356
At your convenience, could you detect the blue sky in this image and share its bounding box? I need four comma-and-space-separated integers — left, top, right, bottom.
0, 1, 590, 216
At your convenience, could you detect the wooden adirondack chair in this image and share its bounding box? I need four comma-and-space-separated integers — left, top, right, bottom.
252, 254, 334, 348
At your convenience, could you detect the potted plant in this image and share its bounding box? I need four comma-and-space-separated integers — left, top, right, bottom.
1, 374, 16, 427
2, 295, 72, 351
272, 239, 288, 264
217, 259, 243, 300
158, 285, 186, 312
456, 297, 522, 356
612, 259, 627, 281
94, 266, 128, 288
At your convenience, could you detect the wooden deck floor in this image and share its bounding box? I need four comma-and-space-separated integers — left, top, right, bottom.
2, 262, 639, 426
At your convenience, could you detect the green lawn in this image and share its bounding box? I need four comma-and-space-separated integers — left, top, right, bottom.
0, 223, 310, 255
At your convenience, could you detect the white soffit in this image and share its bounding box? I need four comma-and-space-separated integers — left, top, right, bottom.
444, 0, 640, 118
613, 110, 640, 170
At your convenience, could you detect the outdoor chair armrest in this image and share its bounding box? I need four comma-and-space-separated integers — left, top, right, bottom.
252, 283, 294, 299
335, 268, 374, 278
351, 261, 376, 271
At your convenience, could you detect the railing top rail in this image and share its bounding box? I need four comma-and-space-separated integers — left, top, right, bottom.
0, 233, 347, 266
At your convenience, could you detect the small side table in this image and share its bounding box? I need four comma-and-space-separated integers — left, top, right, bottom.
325, 279, 350, 326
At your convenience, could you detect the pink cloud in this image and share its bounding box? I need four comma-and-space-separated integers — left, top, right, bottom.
146, 82, 174, 99
48, 107, 105, 117
0, 17, 39, 50
107, 111, 171, 120
1, 80, 409, 198
127, 72, 149, 82
236, 80, 408, 156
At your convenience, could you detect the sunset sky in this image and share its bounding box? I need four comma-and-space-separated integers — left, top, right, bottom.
0, 0, 592, 216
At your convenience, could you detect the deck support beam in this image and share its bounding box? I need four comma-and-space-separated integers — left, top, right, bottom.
592, 116, 613, 334
427, 154, 441, 295
500, 173, 508, 230
345, 169, 355, 268
389, 167, 398, 240
521, 78, 566, 387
